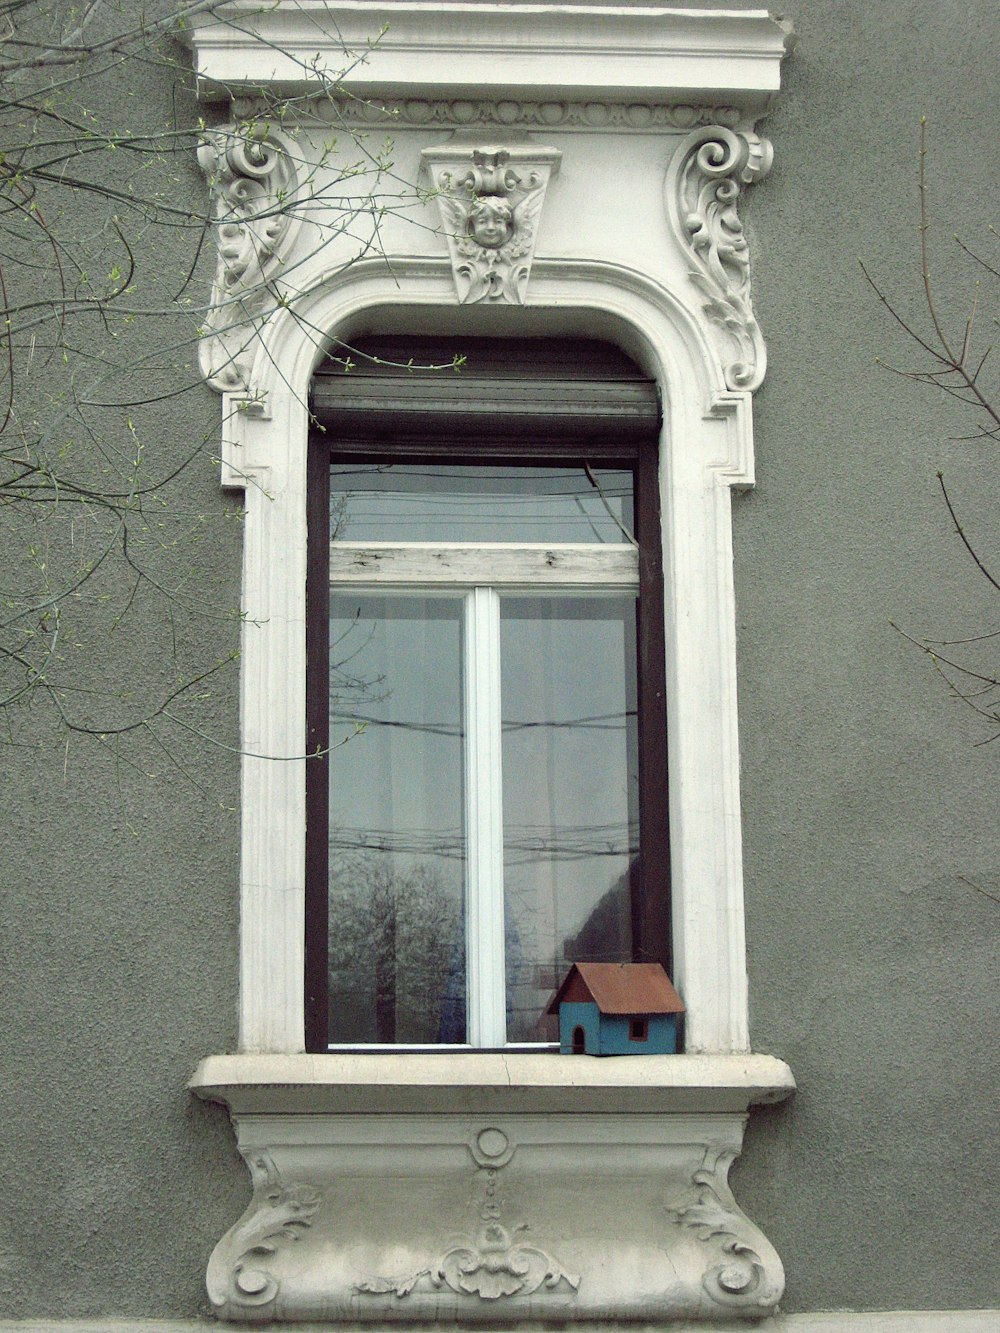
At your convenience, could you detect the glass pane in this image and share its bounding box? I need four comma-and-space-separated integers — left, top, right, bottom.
327, 595, 466, 1044
500, 596, 640, 1043
330, 464, 634, 543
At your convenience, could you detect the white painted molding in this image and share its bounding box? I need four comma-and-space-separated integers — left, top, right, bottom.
217, 256, 758, 1054
263, 95, 754, 133
190, 1052, 796, 1114
6, 1312, 999, 1331
183, 15, 798, 1318
181, 3, 793, 114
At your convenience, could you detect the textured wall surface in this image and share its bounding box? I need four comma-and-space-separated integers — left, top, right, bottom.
0, 9, 246, 1320
0, 0, 997, 1320
732, 0, 1000, 1314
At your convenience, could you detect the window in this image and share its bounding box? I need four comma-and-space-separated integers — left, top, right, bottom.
305, 338, 669, 1050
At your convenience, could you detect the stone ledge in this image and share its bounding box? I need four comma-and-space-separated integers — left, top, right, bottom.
188, 1061, 798, 1323
181, 3, 793, 113
190, 1051, 795, 1115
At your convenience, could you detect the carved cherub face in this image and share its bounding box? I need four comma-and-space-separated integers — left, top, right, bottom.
468, 196, 513, 249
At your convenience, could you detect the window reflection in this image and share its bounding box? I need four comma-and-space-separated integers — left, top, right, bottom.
500, 596, 639, 1043
330, 465, 634, 544
326, 596, 465, 1044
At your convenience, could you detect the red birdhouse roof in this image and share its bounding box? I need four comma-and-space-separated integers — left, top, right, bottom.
546, 962, 685, 1016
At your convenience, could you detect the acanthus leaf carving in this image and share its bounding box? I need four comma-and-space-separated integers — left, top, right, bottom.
435, 1219, 580, 1300
197, 126, 300, 395
206, 1152, 320, 1314
669, 1147, 784, 1314
355, 1125, 578, 1304
423, 143, 560, 305
666, 125, 773, 392
355, 1222, 579, 1303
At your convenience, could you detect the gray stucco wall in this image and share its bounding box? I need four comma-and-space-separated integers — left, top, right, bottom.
0, 13, 246, 1318
0, 0, 997, 1320
733, 0, 999, 1313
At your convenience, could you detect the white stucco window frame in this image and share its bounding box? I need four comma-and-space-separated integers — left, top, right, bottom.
216, 261, 769, 1055
183, 6, 798, 1324
184, 0, 793, 1059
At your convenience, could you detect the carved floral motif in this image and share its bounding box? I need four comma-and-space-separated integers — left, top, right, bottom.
424, 145, 560, 305
356, 1126, 578, 1303
666, 125, 773, 391
436, 1218, 580, 1299
196, 127, 299, 393
206, 1154, 320, 1313
670, 1148, 784, 1313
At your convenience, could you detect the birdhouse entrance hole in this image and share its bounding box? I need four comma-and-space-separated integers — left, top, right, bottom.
572, 1026, 586, 1054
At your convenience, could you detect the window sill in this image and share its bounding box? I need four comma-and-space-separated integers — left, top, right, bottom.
191, 1053, 793, 1324
191, 1050, 793, 1115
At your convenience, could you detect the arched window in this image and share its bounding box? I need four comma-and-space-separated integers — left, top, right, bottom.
305, 337, 669, 1050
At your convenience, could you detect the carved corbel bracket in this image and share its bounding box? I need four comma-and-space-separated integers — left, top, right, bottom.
197, 126, 300, 394
665, 126, 774, 392
423, 141, 561, 305
196, 1092, 792, 1323
669, 1146, 785, 1315
206, 1151, 320, 1315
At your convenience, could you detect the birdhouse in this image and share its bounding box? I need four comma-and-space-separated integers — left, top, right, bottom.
547, 962, 684, 1055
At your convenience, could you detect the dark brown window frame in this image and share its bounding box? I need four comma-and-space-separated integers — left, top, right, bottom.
629, 1017, 650, 1043
305, 338, 670, 1052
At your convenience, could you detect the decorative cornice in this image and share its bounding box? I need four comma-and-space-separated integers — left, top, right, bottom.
665, 125, 773, 391
196, 125, 300, 394
181, 3, 793, 119
422, 141, 560, 305
235, 93, 750, 134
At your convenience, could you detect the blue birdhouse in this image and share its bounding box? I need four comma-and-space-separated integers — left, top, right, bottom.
547, 962, 684, 1055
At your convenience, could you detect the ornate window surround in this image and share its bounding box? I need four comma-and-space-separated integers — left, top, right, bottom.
183, 4, 797, 1324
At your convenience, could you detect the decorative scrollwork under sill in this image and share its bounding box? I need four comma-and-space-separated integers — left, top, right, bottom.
670, 1147, 784, 1314
206, 1153, 320, 1313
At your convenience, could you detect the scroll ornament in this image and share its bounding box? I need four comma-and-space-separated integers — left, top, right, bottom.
670, 1148, 785, 1314
666, 126, 774, 392
424, 144, 560, 305
206, 1153, 320, 1313
197, 127, 299, 393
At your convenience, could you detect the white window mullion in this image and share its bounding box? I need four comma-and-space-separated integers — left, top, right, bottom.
463, 586, 506, 1047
